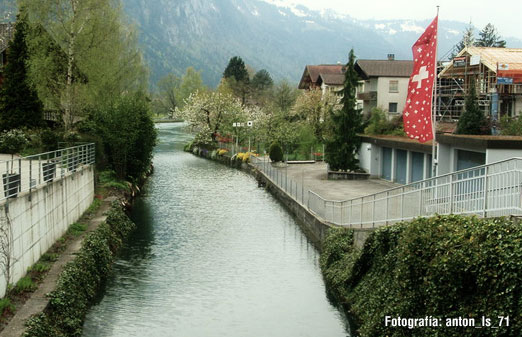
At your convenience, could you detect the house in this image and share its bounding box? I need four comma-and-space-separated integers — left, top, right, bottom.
298, 64, 345, 97
0, 23, 15, 87
438, 47, 522, 120
354, 55, 413, 117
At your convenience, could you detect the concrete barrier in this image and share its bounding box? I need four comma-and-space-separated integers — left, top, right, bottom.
0, 166, 94, 297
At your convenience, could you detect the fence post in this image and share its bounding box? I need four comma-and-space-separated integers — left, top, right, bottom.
372, 195, 376, 228
400, 187, 404, 221
483, 166, 488, 217
385, 191, 389, 225
450, 174, 454, 214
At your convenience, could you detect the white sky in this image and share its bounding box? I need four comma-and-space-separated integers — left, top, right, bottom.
273, 0, 522, 39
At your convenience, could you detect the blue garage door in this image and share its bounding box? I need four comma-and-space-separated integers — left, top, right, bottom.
382, 147, 392, 180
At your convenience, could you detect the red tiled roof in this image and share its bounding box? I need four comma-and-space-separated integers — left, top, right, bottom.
298, 64, 344, 89
355, 60, 413, 79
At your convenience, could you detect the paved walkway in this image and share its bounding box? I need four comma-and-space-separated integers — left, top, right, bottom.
284, 162, 398, 201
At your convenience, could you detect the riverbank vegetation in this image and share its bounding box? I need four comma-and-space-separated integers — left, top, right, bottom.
321, 215, 521, 337
178, 55, 338, 161
24, 202, 136, 337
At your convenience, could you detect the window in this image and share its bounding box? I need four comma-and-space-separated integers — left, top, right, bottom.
389, 102, 398, 113
389, 80, 399, 93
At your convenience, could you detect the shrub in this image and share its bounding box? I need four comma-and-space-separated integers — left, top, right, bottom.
0, 298, 14, 315
269, 142, 283, 162
14, 276, 36, 294
321, 215, 522, 337
29, 262, 51, 273
24, 202, 137, 336
499, 114, 522, 136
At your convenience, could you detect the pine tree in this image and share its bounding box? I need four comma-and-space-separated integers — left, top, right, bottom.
456, 80, 489, 135
452, 23, 475, 58
325, 49, 363, 172
223, 56, 250, 105
0, 8, 43, 130
476, 23, 506, 48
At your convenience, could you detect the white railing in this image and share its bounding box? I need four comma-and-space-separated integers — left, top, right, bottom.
251, 156, 522, 228
0, 143, 95, 201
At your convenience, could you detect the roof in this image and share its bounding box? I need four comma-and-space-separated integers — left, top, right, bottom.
298, 64, 344, 89
439, 47, 522, 76
0, 23, 15, 53
318, 73, 345, 86
355, 60, 413, 79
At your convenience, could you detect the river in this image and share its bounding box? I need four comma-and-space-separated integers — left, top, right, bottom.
82, 123, 350, 337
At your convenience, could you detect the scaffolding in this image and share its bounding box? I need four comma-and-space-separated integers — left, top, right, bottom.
437, 47, 522, 121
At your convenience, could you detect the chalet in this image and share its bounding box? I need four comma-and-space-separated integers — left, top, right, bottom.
298, 64, 345, 97
438, 47, 522, 121
0, 23, 14, 87
354, 55, 413, 117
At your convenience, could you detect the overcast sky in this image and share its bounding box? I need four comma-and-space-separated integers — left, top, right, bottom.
274, 0, 522, 39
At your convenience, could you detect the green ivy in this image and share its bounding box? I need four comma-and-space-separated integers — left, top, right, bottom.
24, 202, 136, 337
320, 215, 522, 337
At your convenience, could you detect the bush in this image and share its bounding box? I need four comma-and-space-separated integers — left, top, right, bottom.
24, 202, 136, 336
269, 142, 283, 162
364, 108, 405, 136
321, 215, 522, 337
14, 276, 37, 294
499, 114, 522, 136
87, 94, 157, 182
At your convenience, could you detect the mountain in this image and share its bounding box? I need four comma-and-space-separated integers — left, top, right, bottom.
120, 0, 494, 87
3, 0, 522, 87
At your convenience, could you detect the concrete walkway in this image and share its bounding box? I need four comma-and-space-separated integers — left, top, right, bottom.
284, 161, 398, 201
1, 196, 117, 337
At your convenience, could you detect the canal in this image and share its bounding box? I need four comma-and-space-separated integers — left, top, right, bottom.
82, 123, 350, 337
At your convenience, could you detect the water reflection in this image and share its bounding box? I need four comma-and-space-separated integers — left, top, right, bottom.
83, 123, 350, 337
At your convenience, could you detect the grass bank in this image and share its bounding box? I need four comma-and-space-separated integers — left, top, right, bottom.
321, 215, 521, 337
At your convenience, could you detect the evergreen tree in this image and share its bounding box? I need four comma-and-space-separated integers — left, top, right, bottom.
325, 49, 363, 171
476, 23, 506, 48
456, 79, 489, 135
0, 8, 43, 130
223, 56, 249, 82
223, 56, 250, 105
451, 23, 475, 58
251, 69, 273, 92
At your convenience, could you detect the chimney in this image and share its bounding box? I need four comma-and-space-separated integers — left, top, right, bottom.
387, 54, 395, 61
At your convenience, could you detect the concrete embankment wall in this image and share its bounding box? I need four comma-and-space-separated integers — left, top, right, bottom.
0, 167, 94, 297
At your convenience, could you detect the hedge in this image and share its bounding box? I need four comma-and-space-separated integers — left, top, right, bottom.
24, 202, 136, 336
320, 215, 522, 337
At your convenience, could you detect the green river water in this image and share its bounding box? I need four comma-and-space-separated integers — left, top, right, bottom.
82, 123, 350, 337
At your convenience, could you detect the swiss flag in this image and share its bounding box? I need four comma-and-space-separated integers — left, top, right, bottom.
403, 16, 438, 143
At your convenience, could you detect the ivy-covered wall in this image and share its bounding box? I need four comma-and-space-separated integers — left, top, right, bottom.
321, 215, 521, 337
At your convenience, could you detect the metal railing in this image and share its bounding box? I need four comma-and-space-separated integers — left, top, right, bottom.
251, 155, 522, 228
0, 143, 95, 201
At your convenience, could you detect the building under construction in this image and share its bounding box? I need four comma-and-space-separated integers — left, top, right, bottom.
438, 47, 522, 121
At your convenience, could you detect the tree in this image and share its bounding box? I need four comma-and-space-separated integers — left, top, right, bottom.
476, 23, 506, 48
456, 79, 489, 135
451, 23, 475, 58
88, 93, 157, 180
291, 90, 337, 142
250, 69, 273, 105
0, 8, 43, 130
223, 56, 250, 105
272, 80, 298, 113
177, 67, 205, 108
22, 0, 148, 130
181, 89, 245, 144
324, 49, 363, 172
155, 73, 181, 117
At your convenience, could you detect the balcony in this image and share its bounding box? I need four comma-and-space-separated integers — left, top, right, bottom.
357, 91, 377, 101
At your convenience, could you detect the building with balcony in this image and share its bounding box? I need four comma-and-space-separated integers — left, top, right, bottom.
0, 23, 15, 87
354, 55, 413, 117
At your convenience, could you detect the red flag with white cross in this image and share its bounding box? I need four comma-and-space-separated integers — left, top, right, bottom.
403, 16, 438, 143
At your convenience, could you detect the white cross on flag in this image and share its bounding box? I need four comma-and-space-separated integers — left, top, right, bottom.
403, 16, 438, 143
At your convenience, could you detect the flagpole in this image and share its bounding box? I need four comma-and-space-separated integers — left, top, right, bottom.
431, 6, 440, 178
